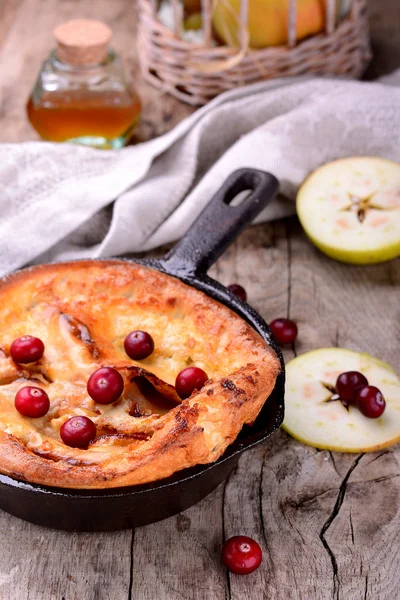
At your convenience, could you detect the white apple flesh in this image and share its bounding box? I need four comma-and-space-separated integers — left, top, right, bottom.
283, 348, 400, 452
297, 157, 400, 264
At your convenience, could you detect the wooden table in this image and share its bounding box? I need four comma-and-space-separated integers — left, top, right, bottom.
0, 1, 399, 599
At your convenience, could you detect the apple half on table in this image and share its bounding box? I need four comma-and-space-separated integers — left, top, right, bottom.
297, 157, 400, 264
283, 348, 400, 453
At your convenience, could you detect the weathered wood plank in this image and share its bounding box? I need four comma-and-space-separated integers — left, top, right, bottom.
215, 219, 399, 600
0, 512, 132, 599
262, 218, 400, 600
286, 218, 399, 364
211, 222, 290, 326
250, 432, 400, 600
131, 487, 227, 600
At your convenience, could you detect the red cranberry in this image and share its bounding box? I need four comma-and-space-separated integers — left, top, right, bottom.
87, 367, 124, 405
228, 284, 247, 302
221, 536, 262, 575
175, 366, 208, 399
356, 386, 386, 419
60, 416, 96, 448
15, 386, 50, 418
124, 330, 154, 360
269, 318, 298, 345
336, 371, 368, 404
10, 335, 44, 363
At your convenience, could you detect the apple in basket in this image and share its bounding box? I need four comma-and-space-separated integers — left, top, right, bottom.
212, 0, 325, 48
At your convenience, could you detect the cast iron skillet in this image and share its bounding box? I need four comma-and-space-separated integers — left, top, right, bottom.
0, 168, 284, 531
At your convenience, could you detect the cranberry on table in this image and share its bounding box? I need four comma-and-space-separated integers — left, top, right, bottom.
60, 416, 96, 448
228, 284, 247, 302
175, 366, 208, 399
15, 386, 50, 418
269, 318, 298, 345
87, 367, 124, 405
335, 371, 368, 404
356, 385, 386, 419
221, 536, 262, 575
10, 335, 44, 364
124, 330, 154, 360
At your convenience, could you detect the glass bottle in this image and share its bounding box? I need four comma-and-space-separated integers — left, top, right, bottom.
27, 19, 141, 149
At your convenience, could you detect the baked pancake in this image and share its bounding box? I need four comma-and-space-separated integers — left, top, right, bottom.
0, 260, 280, 489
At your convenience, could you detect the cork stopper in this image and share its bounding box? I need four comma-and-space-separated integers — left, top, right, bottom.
53, 19, 112, 66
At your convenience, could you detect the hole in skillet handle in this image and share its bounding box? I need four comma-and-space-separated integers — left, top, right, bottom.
222, 171, 261, 207
227, 189, 252, 207
154, 168, 285, 453
161, 168, 280, 277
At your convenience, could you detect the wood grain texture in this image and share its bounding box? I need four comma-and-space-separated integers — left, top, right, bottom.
132, 487, 227, 600
0, 1, 399, 599
0, 510, 132, 599
0, 0, 24, 51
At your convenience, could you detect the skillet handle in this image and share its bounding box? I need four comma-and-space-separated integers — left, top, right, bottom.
161, 168, 279, 276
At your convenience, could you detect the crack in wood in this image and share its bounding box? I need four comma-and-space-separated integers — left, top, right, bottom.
128, 529, 135, 600
364, 574, 369, 600
362, 473, 400, 484
329, 452, 341, 478
259, 447, 277, 580
366, 450, 390, 465
259, 448, 269, 548
292, 488, 338, 509
349, 508, 355, 545
319, 453, 364, 600
222, 466, 237, 600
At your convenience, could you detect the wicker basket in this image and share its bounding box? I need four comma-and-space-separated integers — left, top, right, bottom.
137, 0, 371, 106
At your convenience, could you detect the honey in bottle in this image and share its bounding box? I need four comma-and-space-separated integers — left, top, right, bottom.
27, 20, 141, 149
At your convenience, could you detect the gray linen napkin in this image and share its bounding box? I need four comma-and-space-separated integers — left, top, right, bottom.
0, 72, 399, 276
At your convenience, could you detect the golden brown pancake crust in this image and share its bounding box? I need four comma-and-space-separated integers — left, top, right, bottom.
0, 260, 280, 489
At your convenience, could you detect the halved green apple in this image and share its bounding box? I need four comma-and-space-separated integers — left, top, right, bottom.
297, 157, 400, 264
283, 348, 400, 452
